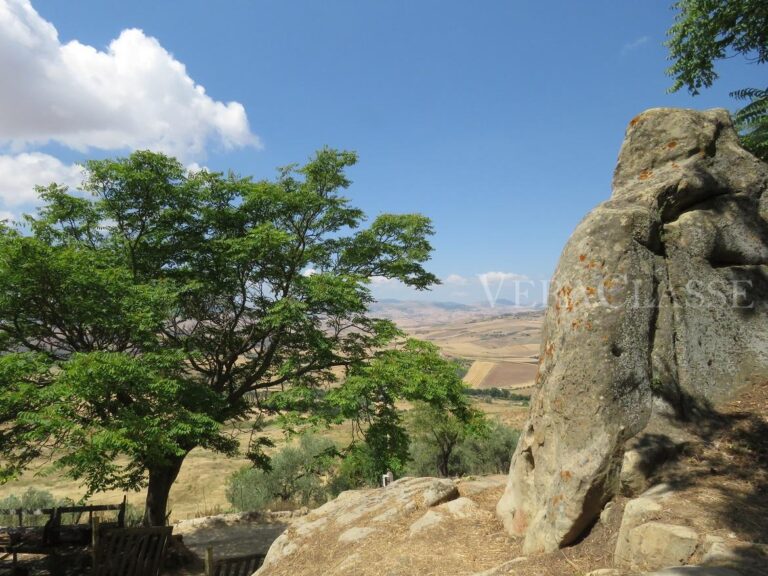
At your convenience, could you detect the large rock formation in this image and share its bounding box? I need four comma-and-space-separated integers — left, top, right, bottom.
253, 476, 511, 576
497, 108, 768, 554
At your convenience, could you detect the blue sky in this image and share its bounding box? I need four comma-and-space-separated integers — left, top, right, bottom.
0, 0, 762, 304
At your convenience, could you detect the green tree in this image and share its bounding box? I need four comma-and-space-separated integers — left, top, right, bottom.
407, 415, 519, 478
0, 149, 438, 525
325, 339, 473, 484
666, 0, 768, 160
226, 434, 337, 511
407, 401, 484, 477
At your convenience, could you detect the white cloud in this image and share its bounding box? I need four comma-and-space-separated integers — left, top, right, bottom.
0, 0, 259, 160
370, 276, 396, 286
444, 274, 468, 285
0, 210, 14, 221
621, 36, 649, 55
0, 152, 82, 206
186, 162, 209, 175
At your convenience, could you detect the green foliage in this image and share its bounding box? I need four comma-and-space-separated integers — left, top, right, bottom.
452, 420, 520, 476
666, 0, 767, 95
326, 442, 381, 495
732, 87, 768, 160
407, 418, 519, 478
451, 357, 472, 379
0, 148, 438, 524
406, 401, 486, 477
324, 339, 474, 485
226, 435, 338, 512
0, 351, 232, 498
464, 387, 530, 404
666, 0, 768, 160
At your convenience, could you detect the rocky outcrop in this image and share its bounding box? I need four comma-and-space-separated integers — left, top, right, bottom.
497, 108, 768, 554
253, 476, 508, 576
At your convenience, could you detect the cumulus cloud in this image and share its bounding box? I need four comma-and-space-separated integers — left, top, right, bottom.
0, 0, 259, 159
0, 152, 83, 208
444, 274, 468, 285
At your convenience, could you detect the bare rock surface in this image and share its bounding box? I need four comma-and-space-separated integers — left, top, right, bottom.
497, 108, 768, 554
615, 484, 674, 567
628, 522, 699, 570
253, 476, 511, 576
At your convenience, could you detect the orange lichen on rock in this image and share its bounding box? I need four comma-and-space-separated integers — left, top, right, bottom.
638, 168, 653, 180
511, 510, 528, 534
579, 254, 587, 262
666, 140, 677, 149
560, 470, 573, 481
629, 114, 642, 128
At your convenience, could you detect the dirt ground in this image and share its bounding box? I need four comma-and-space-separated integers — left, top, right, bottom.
167, 514, 291, 576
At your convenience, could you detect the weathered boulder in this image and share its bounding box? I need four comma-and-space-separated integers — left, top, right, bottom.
256, 477, 458, 572
253, 476, 507, 576
627, 522, 699, 570
497, 108, 768, 553
614, 484, 672, 567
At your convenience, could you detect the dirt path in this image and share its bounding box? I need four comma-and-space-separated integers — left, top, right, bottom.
180, 522, 287, 559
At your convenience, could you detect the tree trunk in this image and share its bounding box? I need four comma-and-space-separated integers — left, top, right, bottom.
437, 448, 451, 477
143, 455, 186, 526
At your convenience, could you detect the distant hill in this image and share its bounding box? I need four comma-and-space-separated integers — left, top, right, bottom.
369, 298, 542, 327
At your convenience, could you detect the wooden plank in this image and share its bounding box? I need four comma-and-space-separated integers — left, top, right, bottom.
92, 516, 101, 571
205, 546, 214, 576
212, 552, 266, 576
93, 526, 172, 576
0, 502, 124, 520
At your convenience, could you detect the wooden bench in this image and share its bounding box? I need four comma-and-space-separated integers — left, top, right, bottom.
204, 547, 265, 576
92, 525, 172, 576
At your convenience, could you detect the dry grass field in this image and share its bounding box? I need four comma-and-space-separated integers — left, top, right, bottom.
407, 312, 542, 363
0, 307, 542, 522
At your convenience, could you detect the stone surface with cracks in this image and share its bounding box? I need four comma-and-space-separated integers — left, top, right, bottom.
497, 108, 768, 554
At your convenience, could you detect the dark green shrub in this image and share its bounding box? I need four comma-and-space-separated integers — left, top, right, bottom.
327, 443, 379, 495
227, 434, 337, 512
452, 420, 520, 475
464, 387, 530, 404
406, 418, 519, 478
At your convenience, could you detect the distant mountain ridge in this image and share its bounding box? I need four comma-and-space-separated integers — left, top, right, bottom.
369, 298, 544, 327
